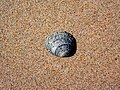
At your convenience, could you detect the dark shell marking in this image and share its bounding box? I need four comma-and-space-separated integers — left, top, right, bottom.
45, 31, 76, 57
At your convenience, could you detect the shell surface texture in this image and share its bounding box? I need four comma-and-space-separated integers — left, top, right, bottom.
46, 31, 76, 57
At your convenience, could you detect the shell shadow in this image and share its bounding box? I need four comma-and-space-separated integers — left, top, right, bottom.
64, 36, 77, 57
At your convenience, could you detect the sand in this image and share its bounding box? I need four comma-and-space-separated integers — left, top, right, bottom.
0, 0, 120, 90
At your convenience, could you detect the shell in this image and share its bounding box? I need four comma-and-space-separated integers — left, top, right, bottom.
45, 31, 76, 57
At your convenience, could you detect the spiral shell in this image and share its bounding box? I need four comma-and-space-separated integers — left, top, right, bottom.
45, 31, 76, 57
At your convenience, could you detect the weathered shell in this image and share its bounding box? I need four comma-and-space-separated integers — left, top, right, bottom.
45, 31, 76, 57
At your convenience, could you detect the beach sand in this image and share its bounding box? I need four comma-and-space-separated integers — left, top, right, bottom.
0, 0, 119, 90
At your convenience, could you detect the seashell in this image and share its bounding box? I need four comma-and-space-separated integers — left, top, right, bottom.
45, 31, 76, 57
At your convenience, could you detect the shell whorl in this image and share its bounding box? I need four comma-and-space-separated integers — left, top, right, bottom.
45, 31, 76, 57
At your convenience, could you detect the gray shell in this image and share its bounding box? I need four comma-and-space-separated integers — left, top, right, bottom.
45, 31, 76, 57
